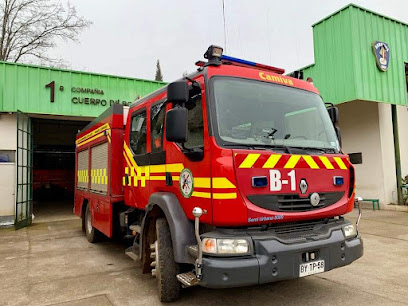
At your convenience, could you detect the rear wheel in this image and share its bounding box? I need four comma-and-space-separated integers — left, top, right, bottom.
84, 204, 101, 243
151, 217, 181, 302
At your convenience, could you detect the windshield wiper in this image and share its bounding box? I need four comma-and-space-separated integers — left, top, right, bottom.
288, 146, 337, 154
223, 143, 292, 153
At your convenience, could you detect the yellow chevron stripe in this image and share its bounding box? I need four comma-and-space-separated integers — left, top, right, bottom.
334, 157, 347, 169
284, 155, 301, 168
262, 154, 281, 168
239, 154, 260, 168
319, 156, 334, 169
213, 192, 237, 199
212, 177, 236, 188
303, 155, 319, 169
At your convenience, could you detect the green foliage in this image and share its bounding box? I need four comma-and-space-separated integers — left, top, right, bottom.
155, 60, 163, 82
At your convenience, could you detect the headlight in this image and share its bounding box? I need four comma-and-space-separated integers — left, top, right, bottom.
343, 224, 357, 239
202, 238, 250, 255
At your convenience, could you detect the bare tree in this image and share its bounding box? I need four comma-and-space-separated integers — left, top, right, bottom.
0, 0, 91, 64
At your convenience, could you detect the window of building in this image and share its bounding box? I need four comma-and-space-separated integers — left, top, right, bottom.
151, 102, 166, 152
184, 98, 204, 149
130, 110, 147, 155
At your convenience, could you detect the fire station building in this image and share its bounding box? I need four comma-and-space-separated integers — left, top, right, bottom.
297, 4, 408, 210
0, 62, 164, 227
1, 3, 408, 228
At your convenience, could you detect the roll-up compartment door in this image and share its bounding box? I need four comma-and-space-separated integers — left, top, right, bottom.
77, 150, 89, 190
91, 142, 108, 194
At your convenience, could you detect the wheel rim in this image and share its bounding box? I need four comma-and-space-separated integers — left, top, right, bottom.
86, 209, 92, 235
150, 240, 159, 277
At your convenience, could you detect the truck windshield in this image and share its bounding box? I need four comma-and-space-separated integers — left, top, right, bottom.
211, 77, 340, 153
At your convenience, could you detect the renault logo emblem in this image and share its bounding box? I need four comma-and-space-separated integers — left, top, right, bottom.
299, 179, 308, 194
310, 192, 320, 207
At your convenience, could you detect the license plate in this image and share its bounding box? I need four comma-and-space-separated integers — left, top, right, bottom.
299, 260, 325, 277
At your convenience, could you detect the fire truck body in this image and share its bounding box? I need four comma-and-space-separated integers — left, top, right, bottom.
74, 46, 363, 302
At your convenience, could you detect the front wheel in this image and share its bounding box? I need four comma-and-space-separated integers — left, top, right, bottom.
151, 217, 181, 302
84, 204, 101, 243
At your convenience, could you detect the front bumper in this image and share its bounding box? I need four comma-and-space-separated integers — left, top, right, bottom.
199, 219, 363, 288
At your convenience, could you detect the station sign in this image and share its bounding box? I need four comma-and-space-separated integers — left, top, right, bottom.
0, 61, 165, 118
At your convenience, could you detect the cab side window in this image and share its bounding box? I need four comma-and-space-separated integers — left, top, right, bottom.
184, 98, 204, 149
151, 102, 166, 152
130, 110, 147, 155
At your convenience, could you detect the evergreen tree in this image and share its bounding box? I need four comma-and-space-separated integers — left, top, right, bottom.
155, 60, 163, 81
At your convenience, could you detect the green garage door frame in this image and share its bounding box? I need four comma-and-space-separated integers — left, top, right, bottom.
15, 111, 33, 229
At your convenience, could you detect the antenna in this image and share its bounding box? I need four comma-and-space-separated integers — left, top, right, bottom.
222, 0, 227, 53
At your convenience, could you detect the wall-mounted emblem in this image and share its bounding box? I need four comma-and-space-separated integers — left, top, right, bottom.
372, 41, 390, 72
179, 168, 194, 198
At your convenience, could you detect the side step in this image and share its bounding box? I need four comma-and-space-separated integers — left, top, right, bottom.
125, 245, 140, 261
176, 271, 200, 287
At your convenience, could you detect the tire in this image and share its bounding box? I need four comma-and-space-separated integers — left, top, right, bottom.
84, 204, 101, 243
154, 217, 181, 302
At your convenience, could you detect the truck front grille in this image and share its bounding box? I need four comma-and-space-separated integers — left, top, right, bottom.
247, 192, 344, 212
270, 219, 326, 241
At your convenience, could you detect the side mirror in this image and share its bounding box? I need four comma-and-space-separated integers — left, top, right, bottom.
166, 107, 188, 143
327, 106, 339, 124
167, 81, 189, 104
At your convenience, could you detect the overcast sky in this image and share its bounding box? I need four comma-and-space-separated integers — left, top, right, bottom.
52, 0, 408, 82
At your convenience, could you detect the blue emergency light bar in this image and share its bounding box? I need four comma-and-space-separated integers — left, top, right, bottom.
220, 55, 285, 74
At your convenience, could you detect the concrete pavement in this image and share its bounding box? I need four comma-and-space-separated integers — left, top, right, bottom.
0, 208, 407, 306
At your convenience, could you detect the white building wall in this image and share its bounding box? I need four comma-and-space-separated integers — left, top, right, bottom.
378, 103, 398, 204
337, 101, 386, 204
0, 113, 17, 225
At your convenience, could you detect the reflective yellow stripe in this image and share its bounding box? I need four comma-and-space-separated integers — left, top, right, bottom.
239, 154, 260, 168
150, 176, 166, 181
303, 155, 319, 169
319, 156, 334, 169
212, 177, 236, 189
284, 155, 301, 168
194, 177, 211, 188
334, 157, 347, 169
262, 154, 281, 168
76, 123, 110, 144
192, 191, 211, 199
150, 165, 166, 173
76, 132, 105, 148
213, 192, 237, 199
166, 163, 184, 172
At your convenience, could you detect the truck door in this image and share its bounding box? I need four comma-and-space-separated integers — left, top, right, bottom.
124, 107, 150, 208
164, 76, 213, 223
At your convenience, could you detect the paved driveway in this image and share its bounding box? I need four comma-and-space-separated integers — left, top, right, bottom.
1, 208, 407, 306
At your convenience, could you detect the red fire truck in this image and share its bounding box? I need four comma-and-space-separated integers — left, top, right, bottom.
74, 46, 363, 302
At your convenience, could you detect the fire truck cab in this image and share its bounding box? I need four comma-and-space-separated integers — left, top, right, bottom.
74, 45, 363, 302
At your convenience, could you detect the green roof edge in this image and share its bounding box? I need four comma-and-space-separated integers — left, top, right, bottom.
0, 60, 167, 85
312, 3, 408, 28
